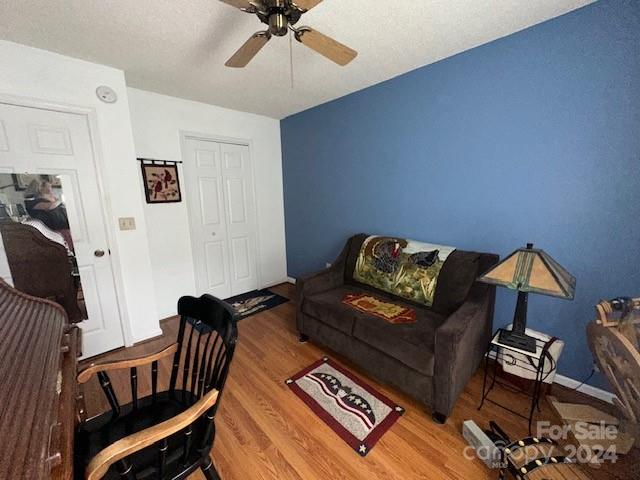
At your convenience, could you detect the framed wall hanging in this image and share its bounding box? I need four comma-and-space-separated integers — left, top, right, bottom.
138, 158, 182, 204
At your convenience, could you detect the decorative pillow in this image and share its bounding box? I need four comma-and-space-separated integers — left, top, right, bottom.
351, 235, 456, 307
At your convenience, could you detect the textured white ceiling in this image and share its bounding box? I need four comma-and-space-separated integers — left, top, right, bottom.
0, 0, 594, 119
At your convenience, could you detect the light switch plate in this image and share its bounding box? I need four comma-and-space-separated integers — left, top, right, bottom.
118, 217, 136, 231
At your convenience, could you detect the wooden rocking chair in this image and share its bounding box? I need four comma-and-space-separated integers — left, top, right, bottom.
74, 294, 238, 480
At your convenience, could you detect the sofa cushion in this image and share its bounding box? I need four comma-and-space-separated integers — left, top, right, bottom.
352, 295, 446, 376
431, 250, 481, 315
304, 285, 445, 376
302, 286, 368, 335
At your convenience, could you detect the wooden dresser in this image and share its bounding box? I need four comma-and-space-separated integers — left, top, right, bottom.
0, 279, 80, 479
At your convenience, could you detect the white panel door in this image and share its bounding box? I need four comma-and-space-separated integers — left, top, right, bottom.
221, 143, 258, 295
183, 137, 258, 299
0, 102, 124, 357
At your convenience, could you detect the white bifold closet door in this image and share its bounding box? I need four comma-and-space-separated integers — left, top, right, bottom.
183, 137, 258, 299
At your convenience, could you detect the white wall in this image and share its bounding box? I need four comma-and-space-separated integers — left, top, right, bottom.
127, 88, 287, 318
0, 41, 161, 343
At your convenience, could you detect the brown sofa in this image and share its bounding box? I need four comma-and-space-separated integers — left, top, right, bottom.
296, 234, 498, 423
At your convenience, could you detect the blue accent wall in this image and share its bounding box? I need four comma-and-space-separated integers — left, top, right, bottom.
281, 0, 640, 389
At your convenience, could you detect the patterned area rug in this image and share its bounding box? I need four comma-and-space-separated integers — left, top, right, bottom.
225, 289, 288, 320
286, 357, 405, 457
342, 293, 416, 324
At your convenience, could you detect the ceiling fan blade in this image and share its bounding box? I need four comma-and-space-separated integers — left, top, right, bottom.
218, 0, 254, 9
292, 0, 324, 11
295, 27, 357, 66
225, 31, 271, 68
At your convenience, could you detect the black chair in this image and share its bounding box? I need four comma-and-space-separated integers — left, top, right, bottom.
75, 294, 238, 480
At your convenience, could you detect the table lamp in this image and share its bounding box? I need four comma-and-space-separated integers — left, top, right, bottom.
478, 243, 575, 352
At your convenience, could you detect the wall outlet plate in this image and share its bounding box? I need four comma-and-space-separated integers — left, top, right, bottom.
118, 217, 136, 231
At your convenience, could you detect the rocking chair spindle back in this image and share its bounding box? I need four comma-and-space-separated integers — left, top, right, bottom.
76, 294, 238, 480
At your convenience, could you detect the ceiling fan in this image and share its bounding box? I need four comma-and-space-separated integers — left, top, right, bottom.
220, 0, 358, 68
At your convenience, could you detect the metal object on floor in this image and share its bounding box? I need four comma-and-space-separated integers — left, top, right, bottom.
462, 420, 503, 469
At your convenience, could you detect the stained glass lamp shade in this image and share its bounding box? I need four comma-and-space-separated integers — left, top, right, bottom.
478, 243, 576, 352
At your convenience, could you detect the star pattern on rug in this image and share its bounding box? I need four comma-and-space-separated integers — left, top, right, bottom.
285, 357, 406, 458
308, 372, 377, 426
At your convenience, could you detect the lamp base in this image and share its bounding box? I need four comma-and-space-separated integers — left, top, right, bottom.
497, 328, 537, 353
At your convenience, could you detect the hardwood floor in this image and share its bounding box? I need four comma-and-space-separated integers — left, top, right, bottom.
81, 283, 638, 480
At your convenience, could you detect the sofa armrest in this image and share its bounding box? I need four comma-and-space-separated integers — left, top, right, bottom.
433, 282, 496, 417
295, 243, 349, 333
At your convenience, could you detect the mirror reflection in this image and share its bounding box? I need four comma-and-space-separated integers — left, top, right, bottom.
0, 173, 87, 321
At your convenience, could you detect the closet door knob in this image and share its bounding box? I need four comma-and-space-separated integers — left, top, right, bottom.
94, 249, 105, 257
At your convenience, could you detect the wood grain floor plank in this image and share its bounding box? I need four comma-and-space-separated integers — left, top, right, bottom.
79, 283, 637, 479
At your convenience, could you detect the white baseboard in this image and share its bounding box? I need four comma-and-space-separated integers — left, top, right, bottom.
131, 328, 164, 346
286, 276, 296, 284
553, 373, 615, 404
486, 351, 614, 404
260, 278, 294, 289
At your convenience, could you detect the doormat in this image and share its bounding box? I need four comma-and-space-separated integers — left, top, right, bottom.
342, 293, 416, 324
225, 289, 288, 320
285, 357, 405, 457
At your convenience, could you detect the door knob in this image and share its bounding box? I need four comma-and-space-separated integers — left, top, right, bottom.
94, 249, 105, 257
